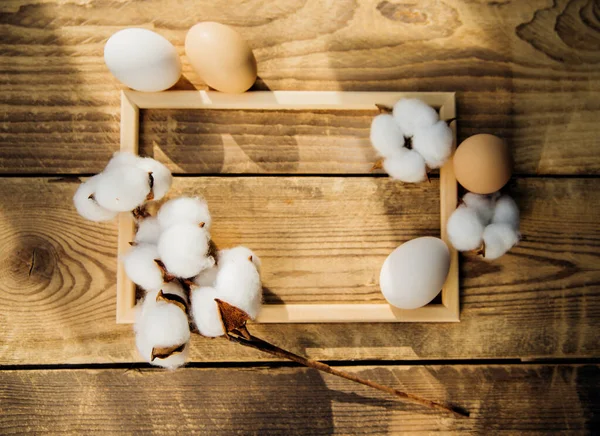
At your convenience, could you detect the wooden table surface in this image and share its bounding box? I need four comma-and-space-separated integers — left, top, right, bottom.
1, 0, 599, 434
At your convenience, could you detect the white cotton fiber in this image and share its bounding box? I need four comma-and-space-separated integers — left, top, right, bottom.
447, 205, 485, 251
95, 166, 151, 212
393, 98, 439, 137
136, 157, 173, 201
492, 195, 520, 230
193, 265, 219, 288
123, 243, 164, 291
105, 152, 173, 201
382, 149, 427, 183
135, 217, 161, 244
482, 223, 520, 260
134, 283, 190, 370
190, 286, 225, 337
105, 151, 140, 171
73, 174, 118, 222
411, 120, 453, 169
370, 114, 405, 159
157, 224, 214, 278
214, 246, 262, 319
462, 192, 495, 225
157, 197, 212, 230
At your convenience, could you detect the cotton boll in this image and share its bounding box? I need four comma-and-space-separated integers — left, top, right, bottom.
482, 223, 520, 260
382, 149, 427, 183
157, 224, 214, 278
393, 98, 439, 137
105, 152, 173, 201
123, 243, 164, 291
370, 114, 405, 159
219, 246, 262, 273
95, 166, 151, 212
215, 247, 262, 319
411, 120, 453, 169
73, 174, 118, 222
135, 217, 161, 244
190, 286, 225, 337
447, 205, 485, 251
462, 192, 495, 225
105, 151, 141, 171
135, 284, 190, 369
193, 265, 219, 288
157, 197, 212, 230
136, 157, 173, 201
492, 195, 520, 230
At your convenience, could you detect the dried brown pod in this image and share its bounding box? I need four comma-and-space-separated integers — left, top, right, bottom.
215, 299, 251, 339
132, 205, 151, 220
151, 343, 186, 361
466, 242, 486, 257
156, 289, 188, 314
375, 103, 393, 113
145, 172, 155, 201
153, 259, 177, 283
371, 159, 384, 171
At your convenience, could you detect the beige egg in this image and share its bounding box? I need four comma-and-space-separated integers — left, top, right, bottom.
453, 134, 511, 194
185, 22, 257, 93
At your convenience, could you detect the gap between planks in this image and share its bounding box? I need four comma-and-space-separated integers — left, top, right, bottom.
3, 357, 600, 372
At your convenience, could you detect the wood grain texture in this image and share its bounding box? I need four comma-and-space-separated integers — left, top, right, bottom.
1, 364, 599, 434
1, 0, 599, 174
1, 176, 598, 364
139, 109, 381, 174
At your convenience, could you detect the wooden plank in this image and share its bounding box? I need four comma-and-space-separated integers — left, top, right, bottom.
1, 1, 599, 174
1, 365, 598, 434
1, 176, 598, 364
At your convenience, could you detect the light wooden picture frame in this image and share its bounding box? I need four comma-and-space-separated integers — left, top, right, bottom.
117, 90, 458, 324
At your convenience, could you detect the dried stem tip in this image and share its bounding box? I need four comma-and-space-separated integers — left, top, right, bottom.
371, 159, 384, 171
375, 103, 393, 113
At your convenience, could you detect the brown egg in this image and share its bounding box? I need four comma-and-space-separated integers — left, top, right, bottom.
453, 134, 511, 194
185, 22, 257, 93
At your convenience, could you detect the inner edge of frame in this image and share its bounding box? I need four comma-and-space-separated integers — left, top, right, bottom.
116, 91, 459, 324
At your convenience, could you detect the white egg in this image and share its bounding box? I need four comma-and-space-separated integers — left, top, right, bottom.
104, 28, 181, 92
379, 237, 450, 309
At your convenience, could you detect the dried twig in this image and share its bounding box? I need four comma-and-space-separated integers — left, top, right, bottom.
215, 300, 469, 418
